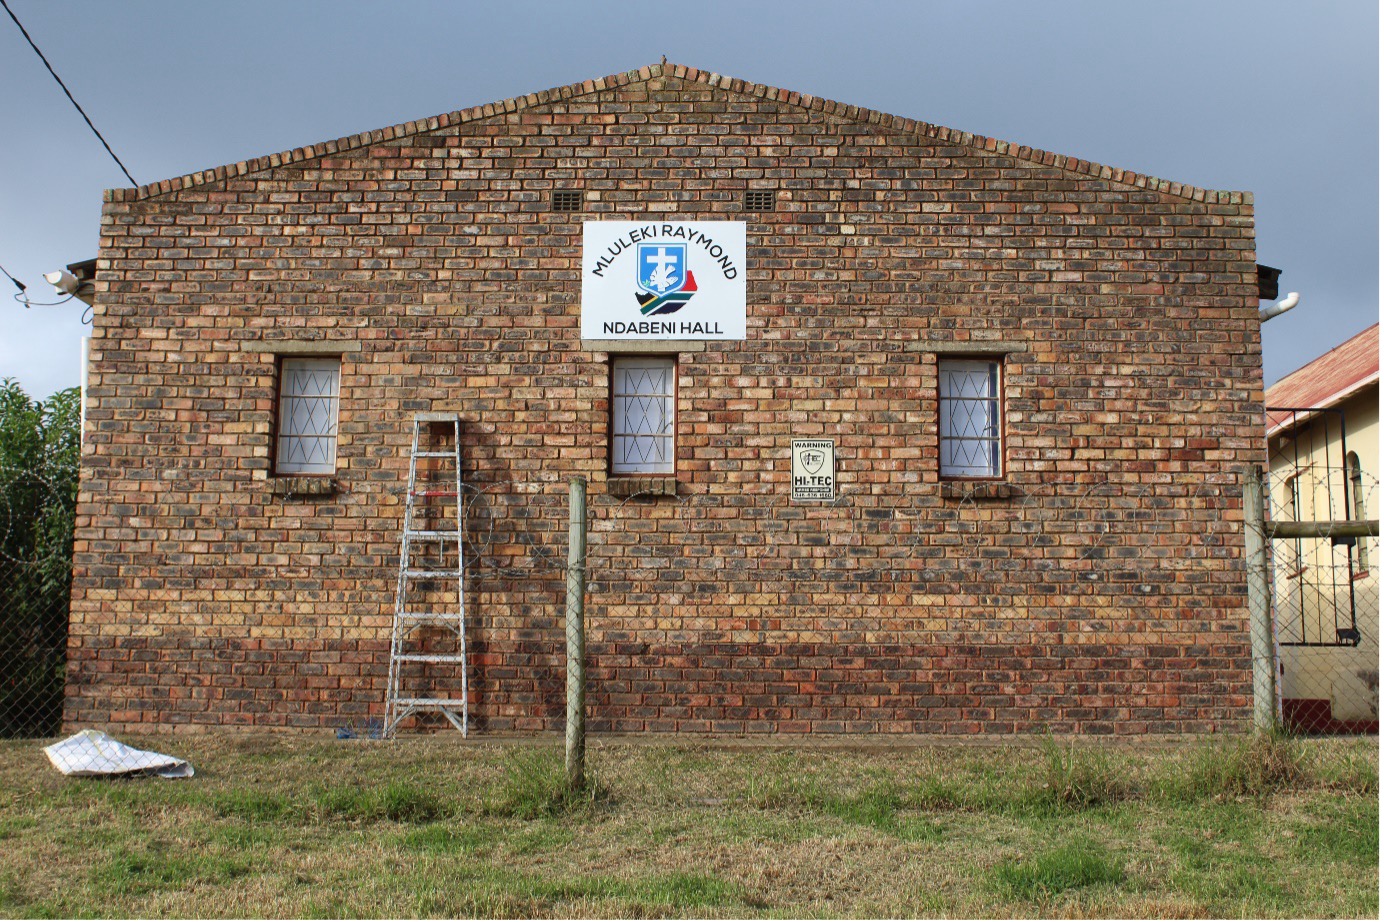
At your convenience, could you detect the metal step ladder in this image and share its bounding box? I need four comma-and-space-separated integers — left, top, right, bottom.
384, 413, 468, 737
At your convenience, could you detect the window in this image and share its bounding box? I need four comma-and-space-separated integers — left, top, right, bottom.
611, 356, 676, 475
1348, 452, 1369, 575
552, 190, 583, 212
939, 358, 1002, 478
1283, 477, 1304, 577
275, 357, 341, 475
744, 190, 775, 212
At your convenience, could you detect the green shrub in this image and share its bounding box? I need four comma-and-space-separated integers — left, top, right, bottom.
0, 382, 80, 739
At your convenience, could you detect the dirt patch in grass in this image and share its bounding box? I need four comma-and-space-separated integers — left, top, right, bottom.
0, 734, 1375, 918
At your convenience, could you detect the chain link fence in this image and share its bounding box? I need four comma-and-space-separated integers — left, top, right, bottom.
581, 475, 1247, 734
352, 468, 1261, 735
0, 463, 76, 739
17, 458, 1380, 745
53, 466, 1253, 740
1263, 463, 1379, 734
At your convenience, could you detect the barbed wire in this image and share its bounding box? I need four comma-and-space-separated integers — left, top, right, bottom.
0, 462, 78, 566
6, 463, 1377, 739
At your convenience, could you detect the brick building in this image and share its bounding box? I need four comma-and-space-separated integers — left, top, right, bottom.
67, 63, 1267, 735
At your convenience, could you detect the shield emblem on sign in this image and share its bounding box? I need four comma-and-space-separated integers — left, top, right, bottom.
637, 243, 686, 296
800, 449, 825, 474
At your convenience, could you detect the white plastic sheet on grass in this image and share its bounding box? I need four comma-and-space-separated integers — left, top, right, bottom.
44, 729, 194, 779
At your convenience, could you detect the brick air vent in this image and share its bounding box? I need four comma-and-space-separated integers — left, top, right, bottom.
552, 190, 584, 212
744, 190, 776, 212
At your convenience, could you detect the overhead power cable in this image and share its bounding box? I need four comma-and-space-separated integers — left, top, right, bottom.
0, 262, 26, 293
2, 259, 78, 311
1, 0, 138, 186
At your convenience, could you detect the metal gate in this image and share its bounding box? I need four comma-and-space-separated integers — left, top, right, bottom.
1252, 417, 1380, 734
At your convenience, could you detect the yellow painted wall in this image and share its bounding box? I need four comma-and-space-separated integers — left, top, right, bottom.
1267, 383, 1379, 722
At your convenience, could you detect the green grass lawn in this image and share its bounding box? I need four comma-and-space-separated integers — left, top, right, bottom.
0, 732, 1376, 918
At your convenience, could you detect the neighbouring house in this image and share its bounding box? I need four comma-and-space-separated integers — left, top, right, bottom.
1265, 323, 1379, 733
66, 63, 1269, 736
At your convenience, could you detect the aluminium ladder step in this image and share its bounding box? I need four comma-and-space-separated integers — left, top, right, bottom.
403, 530, 463, 540
393, 698, 469, 707
403, 568, 464, 578
393, 704, 468, 734
398, 611, 462, 622
394, 653, 466, 664
411, 490, 459, 498
413, 451, 457, 458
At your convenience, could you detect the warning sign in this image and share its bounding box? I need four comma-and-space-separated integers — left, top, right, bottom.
791, 439, 836, 502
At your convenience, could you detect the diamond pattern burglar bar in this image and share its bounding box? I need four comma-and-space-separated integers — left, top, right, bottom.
276, 358, 340, 474
939, 359, 1002, 478
385, 413, 469, 736
612, 357, 676, 474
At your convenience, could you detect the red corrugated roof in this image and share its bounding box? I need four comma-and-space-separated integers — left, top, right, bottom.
1266, 324, 1379, 435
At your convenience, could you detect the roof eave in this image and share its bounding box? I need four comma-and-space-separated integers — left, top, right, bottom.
1266, 371, 1381, 438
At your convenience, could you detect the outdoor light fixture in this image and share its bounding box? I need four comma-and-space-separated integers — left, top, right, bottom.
43, 269, 80, 296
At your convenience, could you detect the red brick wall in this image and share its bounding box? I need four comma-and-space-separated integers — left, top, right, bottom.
67, 65, 1264, 735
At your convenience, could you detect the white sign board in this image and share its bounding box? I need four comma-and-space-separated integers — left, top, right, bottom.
582, 221, 746, 340
791, 439, 836, 501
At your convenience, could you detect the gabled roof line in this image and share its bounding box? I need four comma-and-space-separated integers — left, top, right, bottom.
1265, 370, 1379, 439
105, 62, 1251, 205
1268, 322, 1380, 388
1264, 322, 1380, 435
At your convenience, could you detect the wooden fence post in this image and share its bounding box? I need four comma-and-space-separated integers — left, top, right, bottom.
1241, 464, 1277, 731
565, 477, 587, 789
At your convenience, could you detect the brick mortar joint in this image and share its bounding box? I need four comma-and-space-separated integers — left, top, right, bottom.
104, 62, 1251, 207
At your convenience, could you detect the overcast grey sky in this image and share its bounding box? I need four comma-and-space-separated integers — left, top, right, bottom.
0, 0, 1376, 399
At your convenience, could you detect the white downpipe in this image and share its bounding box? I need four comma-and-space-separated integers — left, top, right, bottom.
80, 336, 90, 449
1259, 291, 1300, 323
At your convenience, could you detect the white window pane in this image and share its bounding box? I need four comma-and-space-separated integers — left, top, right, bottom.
941, 439, 1000, 478
940, 360, 997, 400
620, 395, 669, 435
616, 435, 674, 472
941, 397, 995, 440
277, 358, 340, 475
619, 364, 670, 396
612, 357, 675, 475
